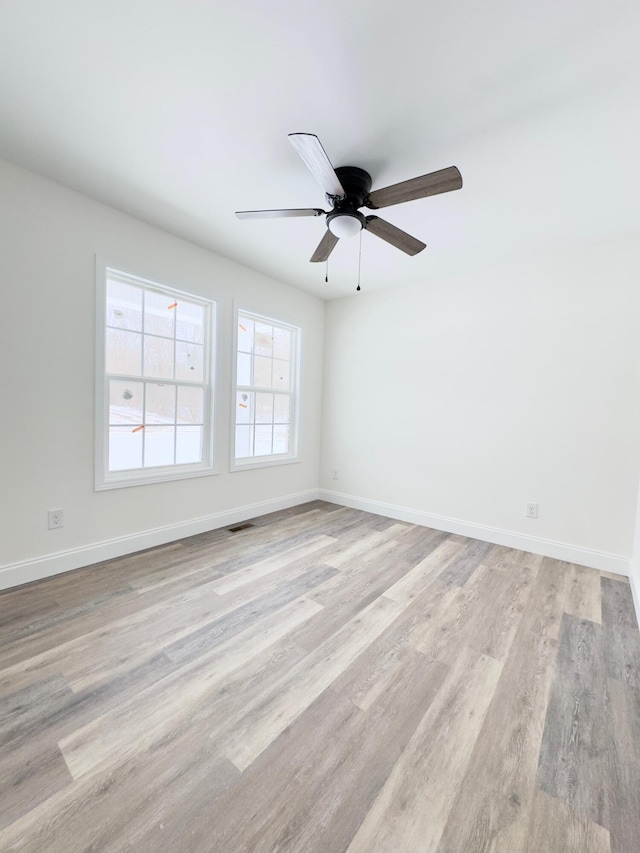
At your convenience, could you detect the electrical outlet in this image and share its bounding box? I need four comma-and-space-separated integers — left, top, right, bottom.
331, 469, 339, 480
48, 508, 64, 529
526, 502, 538, 519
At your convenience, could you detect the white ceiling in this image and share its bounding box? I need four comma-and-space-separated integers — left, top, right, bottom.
1, 1, 638, 300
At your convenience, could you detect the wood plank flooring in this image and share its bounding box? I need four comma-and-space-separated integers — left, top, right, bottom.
1, 501, 639, 852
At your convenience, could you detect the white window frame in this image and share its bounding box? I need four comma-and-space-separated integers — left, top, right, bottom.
95, 257, 217, 490
230, 306, 301, 471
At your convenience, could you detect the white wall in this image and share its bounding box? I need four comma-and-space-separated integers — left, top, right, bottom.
320, 237, 640, 573
0, 160, 324, 587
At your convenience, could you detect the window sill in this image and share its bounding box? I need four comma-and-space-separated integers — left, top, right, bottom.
230, 455, 300, 473
96, 463, 218, 490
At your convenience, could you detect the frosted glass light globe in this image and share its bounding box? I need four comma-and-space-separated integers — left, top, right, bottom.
328, 213, 363, 239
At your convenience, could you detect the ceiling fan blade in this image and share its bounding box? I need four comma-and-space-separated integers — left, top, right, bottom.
288, 133, 346, 199
310, 229, 339, 263
235, 208, 324, 219
366, 166, 462, 209
365, 216, 426, 256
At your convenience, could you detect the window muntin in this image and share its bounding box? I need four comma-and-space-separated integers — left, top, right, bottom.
233, 311, 299, 467
96, 264, 215, 489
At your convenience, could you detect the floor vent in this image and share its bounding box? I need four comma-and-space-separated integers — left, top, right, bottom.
228, 522, 255, 533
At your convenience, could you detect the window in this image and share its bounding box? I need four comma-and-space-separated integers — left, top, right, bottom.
232, 309, 299, 469
96, 261, 216, 489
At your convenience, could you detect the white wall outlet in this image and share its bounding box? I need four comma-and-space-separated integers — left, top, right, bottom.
48, 508, 64, 529
331, 469, 339, 480
526, 502, 538, 519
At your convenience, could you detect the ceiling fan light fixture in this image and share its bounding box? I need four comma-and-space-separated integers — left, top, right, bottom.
327, 210, 365, 239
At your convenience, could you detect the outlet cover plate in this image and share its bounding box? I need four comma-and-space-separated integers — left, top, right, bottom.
48, 508, 64, 529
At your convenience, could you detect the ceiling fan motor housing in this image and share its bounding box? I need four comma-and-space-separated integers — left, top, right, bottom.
326, 166, 372, 237
329, 166, 372, 209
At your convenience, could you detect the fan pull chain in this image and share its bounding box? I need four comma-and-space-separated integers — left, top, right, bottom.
325, 258, 329, 284
356, 229, 362, 292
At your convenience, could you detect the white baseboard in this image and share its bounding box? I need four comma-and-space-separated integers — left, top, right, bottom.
320, 489, 631, 577
0, 489, 321, 592
3, 488, 634, 597
629, 563, 640, 626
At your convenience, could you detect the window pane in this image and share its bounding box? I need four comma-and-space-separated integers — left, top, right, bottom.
145, 383, 176, 425
273, 394, 290, 424
254, 424, 273, 456
106, 328, 142, 376
176, 426, 203, 464
238, 318, 254, 354
106, 280, 142, 331
144, 425, 175, 467
176, 341, 203, 382
255, 392, 273, 424
273, 424, 289, 455
272, 359, 290, 390
109, 426, 143, 471
254, 323, 273, 357
144, 335, 174, 379
100, 265, 214, 487
237, 352, 251, 386
235, 425, 253, 458
177, 386, 204, 424
236, 391, 253, 425
273, 326, 291, 360
144, 289, 175, 338
176, 300, 204, 344
233, 311, 297, 466
109, 380, 143, 425
254, 356, 272, 388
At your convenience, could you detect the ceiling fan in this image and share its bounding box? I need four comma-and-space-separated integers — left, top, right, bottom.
236, 133, 463, 262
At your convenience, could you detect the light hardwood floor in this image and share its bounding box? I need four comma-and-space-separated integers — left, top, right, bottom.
1, 501, 639, 852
